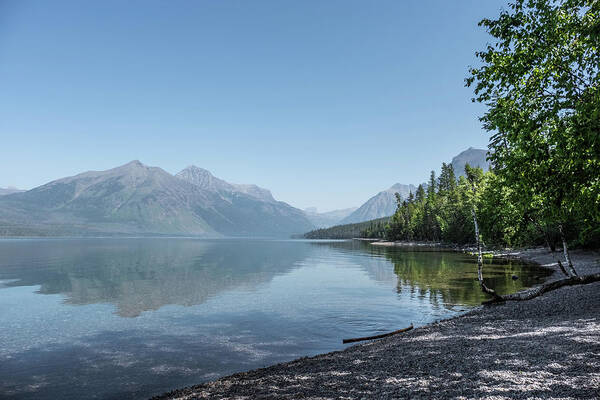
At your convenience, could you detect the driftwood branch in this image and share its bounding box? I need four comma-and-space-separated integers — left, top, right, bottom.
343, 324, 414, 344
557, 259, 569, 278
482, 273, 600, 305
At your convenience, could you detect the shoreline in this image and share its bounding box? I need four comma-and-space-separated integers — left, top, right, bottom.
369, 240, 573, 267
154, 246, 600, 399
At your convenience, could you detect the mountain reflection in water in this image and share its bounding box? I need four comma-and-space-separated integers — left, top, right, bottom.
0, 239, 309, 317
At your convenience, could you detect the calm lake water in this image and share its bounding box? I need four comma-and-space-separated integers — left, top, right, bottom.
0, 238, 552, 399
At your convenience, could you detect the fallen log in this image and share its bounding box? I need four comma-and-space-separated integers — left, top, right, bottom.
343, 324, 413, 344
482, 273, 600, 305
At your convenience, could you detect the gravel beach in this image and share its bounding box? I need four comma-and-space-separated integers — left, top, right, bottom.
154, 247, 600, 400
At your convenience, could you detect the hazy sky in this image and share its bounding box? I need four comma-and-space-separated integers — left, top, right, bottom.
0, 0, 506, 211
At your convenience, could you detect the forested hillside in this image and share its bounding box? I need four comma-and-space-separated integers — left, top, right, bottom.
303, 217, 390, 239
384, 163, 549, 247
304, 156, 598, 251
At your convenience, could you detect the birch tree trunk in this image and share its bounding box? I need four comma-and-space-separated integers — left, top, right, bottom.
559, 224, 578, 277
472, 207, 500, 298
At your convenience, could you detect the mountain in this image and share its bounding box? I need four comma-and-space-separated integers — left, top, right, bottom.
303, 207, 358, 228
0, 187, 24, 196
0, 161, 217, 236
450, 147, 490, 177
0, 161, 313, 237
340, 183, 418, 224
175, 165, 313, 236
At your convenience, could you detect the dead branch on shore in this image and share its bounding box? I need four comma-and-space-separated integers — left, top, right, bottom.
342, 324, 413, 344
482, 273, 600, 305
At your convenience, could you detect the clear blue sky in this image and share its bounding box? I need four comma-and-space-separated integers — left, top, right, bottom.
0, 0, 506, 211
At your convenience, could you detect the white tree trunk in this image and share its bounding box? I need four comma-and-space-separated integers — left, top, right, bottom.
559, 225, 578, 277
529, 217, 569, 277
472, 207, 499, 298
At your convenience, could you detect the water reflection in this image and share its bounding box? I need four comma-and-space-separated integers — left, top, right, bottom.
387, 249, 551, 306
0, 239, 553, 317
0, 239, 310, 317
309, 240, 553, 307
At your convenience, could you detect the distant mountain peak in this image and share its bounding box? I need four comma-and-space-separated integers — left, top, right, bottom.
109, 160, 156, 176
233, 184, 275, 203
341, 183, 417, 224
387, 183, 416, 193
176, 165, 231, 193
176, 166, 275, 203
122, 160, 146, 168
450, 148, 490, 177
177, 165, 217, 183
181, 165, 213, 175
303, 206, 359, 228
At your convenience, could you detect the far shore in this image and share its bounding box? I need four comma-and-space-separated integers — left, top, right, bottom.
367, 239, 548, 259
154, 245, 600, 399
368, 239, 457, 248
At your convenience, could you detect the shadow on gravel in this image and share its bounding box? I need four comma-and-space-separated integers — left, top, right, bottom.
156, 282, 600, 399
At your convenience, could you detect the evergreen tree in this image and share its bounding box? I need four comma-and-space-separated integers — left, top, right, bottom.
415, 184, 426, 203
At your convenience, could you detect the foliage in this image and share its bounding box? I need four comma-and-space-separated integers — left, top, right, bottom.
303, 162, 546, 246
384, 161, 554, 247
466, 0, 600, 247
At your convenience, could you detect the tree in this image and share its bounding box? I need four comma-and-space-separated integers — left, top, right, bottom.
438, 163, 457, 195
466, 0, 600, 274
465, 164, 500, 298
415, 184, 426, 203
427, 171, 437, 200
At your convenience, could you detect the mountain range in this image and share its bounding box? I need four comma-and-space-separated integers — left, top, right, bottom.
303, 207, 358, 228
339, 147, 490, 224
0, 161, 313, 237
340, 184, 418, 224
0, 147, 490, 236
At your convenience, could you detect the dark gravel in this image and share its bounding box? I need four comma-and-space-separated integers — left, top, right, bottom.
154, 249, 600, 400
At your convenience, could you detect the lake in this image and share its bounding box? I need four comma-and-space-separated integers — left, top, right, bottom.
0, 238, 552, 399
